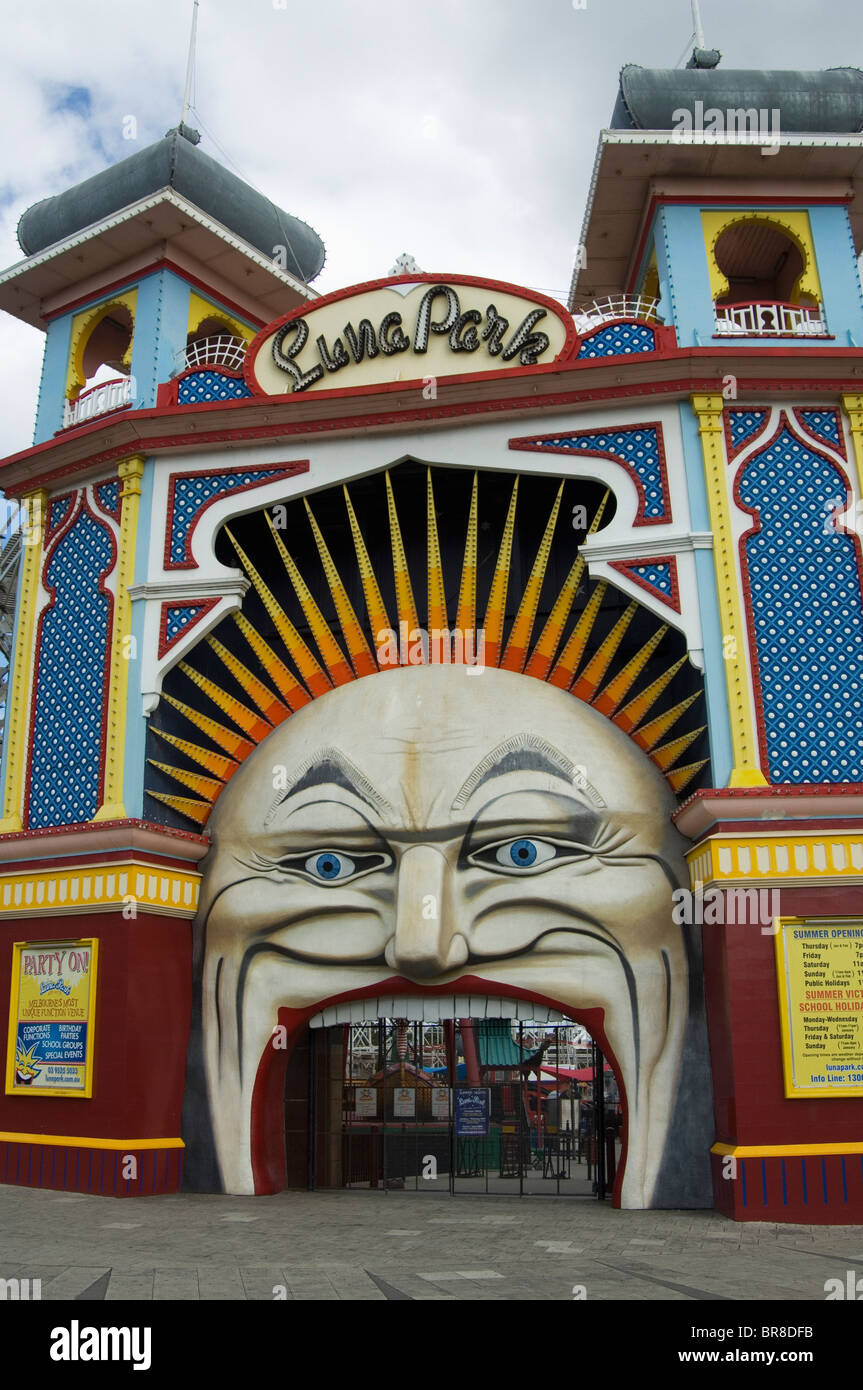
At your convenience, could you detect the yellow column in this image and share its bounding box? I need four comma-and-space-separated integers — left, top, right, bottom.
841, 394, 863, 496
94, 456, 145, 822
691, 394, 767, 787
0, 490, 47, 833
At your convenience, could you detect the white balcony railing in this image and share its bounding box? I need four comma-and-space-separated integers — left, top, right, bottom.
714, 301, 828, 338
176, 335, 248, 373
571, 295, 663, 333
62, 376, 132, 430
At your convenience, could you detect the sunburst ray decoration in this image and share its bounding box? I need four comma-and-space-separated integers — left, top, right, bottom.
148, 466, 708, 825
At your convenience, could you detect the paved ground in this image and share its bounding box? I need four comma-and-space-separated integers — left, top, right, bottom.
2, 1184, 863, 1301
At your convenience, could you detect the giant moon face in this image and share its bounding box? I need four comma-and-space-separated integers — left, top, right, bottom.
188, 663, 711, 1207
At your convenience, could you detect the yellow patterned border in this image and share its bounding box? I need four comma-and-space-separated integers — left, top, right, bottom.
66, 291, 137, 400
0, 491, 47, 834
0, 862, 200, 918
187, 292, 255, 345
0, 1131, 184, 1149
712, 1141, 863, 1158
841, 393, 863, 497
690, 395, 766, 788
688, 832, 863, 885
94, 457, 145, 822
701, 210, 822, 305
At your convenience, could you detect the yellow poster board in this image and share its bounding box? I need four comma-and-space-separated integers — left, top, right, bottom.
775, 919, 863, 1098
5, 939, 98, 1098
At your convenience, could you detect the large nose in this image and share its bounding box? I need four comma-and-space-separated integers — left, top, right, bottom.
385, 844, 468, 978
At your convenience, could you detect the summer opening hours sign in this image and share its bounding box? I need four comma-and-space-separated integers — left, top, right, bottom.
5, 939, 98, 1097
775, 919, 863, 1098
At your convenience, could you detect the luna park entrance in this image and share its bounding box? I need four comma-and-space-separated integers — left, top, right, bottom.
293, 1015, 622, 1198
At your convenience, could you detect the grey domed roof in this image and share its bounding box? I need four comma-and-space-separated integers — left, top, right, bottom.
612, 65, 863, 133
17, 126, 325, 283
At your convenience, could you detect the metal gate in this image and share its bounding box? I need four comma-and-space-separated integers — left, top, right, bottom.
303, 1017, 621, 1198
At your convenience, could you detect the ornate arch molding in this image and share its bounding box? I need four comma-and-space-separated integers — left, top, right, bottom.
65, 290, 137, 400
700, 210, 822, 306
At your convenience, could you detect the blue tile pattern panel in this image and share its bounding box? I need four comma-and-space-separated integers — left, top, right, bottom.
628, 561, 673, 596
29, 507, 114, 827
94, 479, 120, 519
576, 323, 655, 358
738, 426, 863, 782
177, 370, 253, 405
165, 604, 204, 643
168, 466, 291, 566
520, 426, 669, 523
798, 409, 842, 451
47, 495, 73, 536
727, 410, 769, 452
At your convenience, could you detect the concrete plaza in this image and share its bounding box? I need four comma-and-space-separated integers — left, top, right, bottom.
1, 1182, 862, 1301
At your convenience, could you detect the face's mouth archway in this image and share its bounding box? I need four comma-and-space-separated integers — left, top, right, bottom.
181, 664, 715, 1211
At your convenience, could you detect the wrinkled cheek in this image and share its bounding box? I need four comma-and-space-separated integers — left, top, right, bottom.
206, 880, 391, 961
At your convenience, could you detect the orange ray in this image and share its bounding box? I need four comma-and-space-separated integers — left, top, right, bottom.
385, 471, 420, 648
178, 661, 273, 743
426, 469, 448, 647
146, 791, 211, 826
591, 624, 668, 716
266, 512, 354, 686
630, 691, 703, 753
151, 725, 239, 780
304, 498, 377, 677
226, 527, 331, 697
148, 760, 224, 803
649, 726, 707, 772
666, 759, 709, 795
612, 655, 688, 734
525, 490, 610, 680
548, 580, 607, 689
571, 602, 637, 702
232, 611, 311, 711
483, 475, 519, 666
207, 635, 289, 728
502, 481, 565, 672
343, 485, 391, 653
455, 473, 478, 635
161, 692, 256, 761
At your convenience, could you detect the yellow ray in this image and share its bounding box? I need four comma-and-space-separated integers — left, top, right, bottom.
343, 485, 391, 650
207, 635, 288, 728
483, 475, 519, 666
151, 725, 238, 780
178, 661, 272, 743
455, 473, 478, 634
502, 481, 565, 672
525, 490, 610, 679
666, 759, 709, 795
266, 512, 354, 686
232, 611, 311, 711
148, 759, 224, 803
226, 527, 331, 697
426, 469, 448, 642
591, 625, 668, 716
161, 692, 255, 761
304, 498, 377, 677
548, 580, 607, 689
649, 726, 707, 772
572, 602, 637, 701
385, 470, 420, 643
613, 655, 688, 734
631, 691, 702, 753
147, 791, 211, 826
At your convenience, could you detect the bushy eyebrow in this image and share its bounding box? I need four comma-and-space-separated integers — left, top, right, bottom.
264, 748, 393, 825
452, 733, 606, 811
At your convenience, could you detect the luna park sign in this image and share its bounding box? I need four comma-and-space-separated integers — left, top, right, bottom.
246, 275, 573, 395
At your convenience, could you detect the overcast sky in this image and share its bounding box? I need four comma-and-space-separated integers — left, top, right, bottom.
0, 0, 859, 457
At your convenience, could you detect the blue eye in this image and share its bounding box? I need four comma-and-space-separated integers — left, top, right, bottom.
305, 852, 356, 881
494, 838, 556, 870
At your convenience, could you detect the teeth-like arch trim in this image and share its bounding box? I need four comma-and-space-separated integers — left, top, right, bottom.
307, 995, 571, 1027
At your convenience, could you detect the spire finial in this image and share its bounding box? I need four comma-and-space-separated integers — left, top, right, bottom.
181, 0, 200, 129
